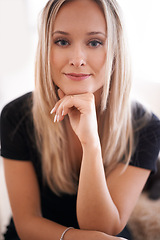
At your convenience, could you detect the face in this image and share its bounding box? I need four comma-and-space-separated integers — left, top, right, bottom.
50, 0, 107, 99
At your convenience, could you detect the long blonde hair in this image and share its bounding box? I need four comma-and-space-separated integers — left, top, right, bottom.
33, 0, 133, 195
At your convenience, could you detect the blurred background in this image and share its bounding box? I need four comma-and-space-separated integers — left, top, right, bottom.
0, 0, 160, 238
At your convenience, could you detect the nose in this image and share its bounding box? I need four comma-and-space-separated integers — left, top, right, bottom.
69, 45, 86, 67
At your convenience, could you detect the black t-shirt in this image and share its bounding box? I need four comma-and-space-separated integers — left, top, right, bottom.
1, 92, 160, 239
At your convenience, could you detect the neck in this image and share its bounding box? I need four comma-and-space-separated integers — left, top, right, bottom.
94, 87, 103, 112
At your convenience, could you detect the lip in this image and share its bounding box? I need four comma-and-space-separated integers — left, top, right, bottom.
64, 73, 91, 81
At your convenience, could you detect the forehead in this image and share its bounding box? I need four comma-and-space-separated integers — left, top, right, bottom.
53, 0, 106, 33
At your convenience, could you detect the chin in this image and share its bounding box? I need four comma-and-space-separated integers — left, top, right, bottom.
64, 88, 93, 96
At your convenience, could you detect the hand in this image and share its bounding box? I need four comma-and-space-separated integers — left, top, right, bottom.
64, 228, 128, 240
50, 89, 100, 146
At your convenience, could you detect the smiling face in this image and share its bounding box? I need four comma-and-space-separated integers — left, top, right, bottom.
50, 0, 107, 99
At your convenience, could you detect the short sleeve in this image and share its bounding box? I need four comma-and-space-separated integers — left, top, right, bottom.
0, 93, 32, 161
130, 113, 160, 174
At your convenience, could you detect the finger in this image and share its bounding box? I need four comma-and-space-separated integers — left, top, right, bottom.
57, 93, 92, 118
50, 102, 59, 115
50, 89, 66, 115
52, 95, 73, 122
56, 96, 74, 119
58, 88, 65, 99
54, 113, 65, 123
52, 92, 95, 122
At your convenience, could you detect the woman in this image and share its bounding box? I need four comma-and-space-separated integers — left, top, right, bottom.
1, 0, 160, 239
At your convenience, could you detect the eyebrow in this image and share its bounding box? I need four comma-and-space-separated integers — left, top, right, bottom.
87, 31, 106, 37
52, 31, 70, 36
52, 31, 106, 37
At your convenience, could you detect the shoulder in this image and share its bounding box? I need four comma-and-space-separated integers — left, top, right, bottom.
132, 101, 160, 139
1, 92, 33, 134
0, 92, 34, 159
0, 93, 34, 140
1, 92, 33, 119
131, 102, 160, 173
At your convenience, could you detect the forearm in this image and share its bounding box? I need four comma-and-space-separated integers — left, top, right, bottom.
16, 216, 66, 240
77, 144, 121, 235
16, 216, 122, 240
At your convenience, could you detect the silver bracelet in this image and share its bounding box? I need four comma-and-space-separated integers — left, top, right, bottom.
60, 227, 74, 240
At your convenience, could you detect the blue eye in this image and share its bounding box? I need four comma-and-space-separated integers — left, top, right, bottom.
55, 39, 69, 47
88, 40, 103, 48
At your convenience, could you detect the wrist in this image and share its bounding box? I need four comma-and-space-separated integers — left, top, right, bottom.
64, 228, 105, 240
81, 134, 101, 149
82, 139, 102, 156
60, 227, 74, 240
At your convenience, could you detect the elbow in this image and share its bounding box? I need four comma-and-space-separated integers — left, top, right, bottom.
105, 216, 128, 236
112, 223, 126, 236
77, 214, 126, 236
14, 221, 32, 240
14, 223, 28, 240
107, 217, 128, 236
13, 215, 42, 240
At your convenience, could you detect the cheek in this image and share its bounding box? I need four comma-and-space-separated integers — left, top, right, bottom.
51, 56, 59, 75
50, 54, 61, 87
93, 51, 107, 87
50, 49, 64, 73
91, 50, 107, 73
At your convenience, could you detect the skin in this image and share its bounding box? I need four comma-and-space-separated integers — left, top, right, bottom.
50, 0, 107, 98
3, 0, 150, 240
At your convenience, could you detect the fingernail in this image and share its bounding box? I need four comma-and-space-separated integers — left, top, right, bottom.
62, 109, 64, 116
54, 114, 57, 123
50, 107, 55, 114
57, 115, 60, 122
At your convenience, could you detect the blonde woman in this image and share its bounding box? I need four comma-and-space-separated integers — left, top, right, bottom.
1, 0, 160, 240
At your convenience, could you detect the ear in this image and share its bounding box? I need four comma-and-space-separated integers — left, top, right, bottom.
57, 88, 65, 99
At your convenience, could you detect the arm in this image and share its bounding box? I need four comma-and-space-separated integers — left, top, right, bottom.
53, 90, 150, 236
3, 158, 66, 240
3, 158, 124, 240
77, 151, 150, 235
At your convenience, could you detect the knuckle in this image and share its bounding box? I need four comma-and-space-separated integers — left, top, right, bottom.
87, 92, 94, 100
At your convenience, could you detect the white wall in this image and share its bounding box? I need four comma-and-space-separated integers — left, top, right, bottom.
0, 0, 46, 111
118, 0, 160, 117
119, 0, 160, 84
